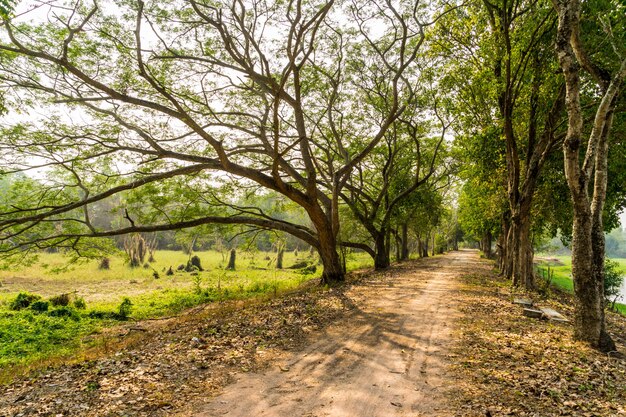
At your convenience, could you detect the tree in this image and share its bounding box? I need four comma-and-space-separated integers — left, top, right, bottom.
0, 0, 459, 283
339, 95, 452, 269
478, 0, 565, 289
435, 0, 566, 289
555, 0, 626, 350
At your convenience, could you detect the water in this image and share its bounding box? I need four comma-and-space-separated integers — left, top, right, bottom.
619, 281, 626, 303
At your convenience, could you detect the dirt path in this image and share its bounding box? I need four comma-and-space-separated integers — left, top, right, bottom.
195, 251, 478, 417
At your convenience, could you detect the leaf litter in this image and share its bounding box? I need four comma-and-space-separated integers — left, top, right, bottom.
448, 266, 626, 416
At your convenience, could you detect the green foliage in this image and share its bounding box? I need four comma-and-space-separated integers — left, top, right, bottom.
117, 298, 133, 320
0, 0, 15, 19
604, 259, 624, 306
0, 310, 100, 369
9, 292, 41, 311
192, 273, 203, 294
73, 298, 87, 310
536, 255, 626, 314
30, 300, 49, 313
47, 306, 80, 320
49, 293, 70, 307
0, 250, 372, 370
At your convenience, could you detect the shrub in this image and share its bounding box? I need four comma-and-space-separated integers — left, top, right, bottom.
192, 274, 203, 294
9, 292, 42, 311
302, 265, 317, 274
48, 306, 80, 320
49, 293, 70, 307
73, 298, 87, 310
117, 298, 133, 319
605, 258, 624, 310
30, 300, 49, 313
88, 310, 112, 319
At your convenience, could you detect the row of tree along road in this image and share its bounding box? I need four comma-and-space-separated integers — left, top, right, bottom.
0, 0, 624, 352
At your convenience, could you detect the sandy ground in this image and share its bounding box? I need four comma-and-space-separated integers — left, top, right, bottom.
194, 251, 477, 417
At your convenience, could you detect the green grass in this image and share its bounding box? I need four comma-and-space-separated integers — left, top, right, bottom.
535, 254, 626, 314
0, 249, 372, 372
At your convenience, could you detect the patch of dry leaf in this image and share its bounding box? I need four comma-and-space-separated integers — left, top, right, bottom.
449, 266, 626, 417
0, 279, 366, 417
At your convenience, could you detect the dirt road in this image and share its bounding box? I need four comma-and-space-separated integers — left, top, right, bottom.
195, 251, 478, 417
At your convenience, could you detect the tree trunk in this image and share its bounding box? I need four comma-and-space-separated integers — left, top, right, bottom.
227, 248, 236, 270
276, 248, 284, 269
417, 235, 424, 258
431, 232, 435, 257
498, 214, 510, 273
508, 201, 535, 290
374, 233, 391, 269
514, 211, 535, 290
570, 205, 607, 347
482, 231, 492, 259
395, 233, 401, 262
589, 111, 616, 351
318, 239, 344, 284
401, 223, 409, 260
504, 220, 515, 280
309, 207, 345, 283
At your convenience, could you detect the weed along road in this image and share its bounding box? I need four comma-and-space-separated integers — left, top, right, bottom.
194, 251, 477, 416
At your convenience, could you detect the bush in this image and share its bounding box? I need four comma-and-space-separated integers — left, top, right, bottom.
88, 310, 113, 319
48, 306, 80, 320
30, 300, 49, 313
192, 274, 203, 294
73, 298, 87, 310
605, 258, 624, 309
117, 297, 133, 319
10, 292, 42, 311
49, 293, 70, 307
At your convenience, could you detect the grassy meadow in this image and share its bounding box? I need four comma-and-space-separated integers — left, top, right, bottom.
535, 254, 626, 314
0, 249, 372, 375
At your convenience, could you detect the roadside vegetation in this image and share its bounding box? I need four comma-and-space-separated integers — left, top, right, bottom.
535, 255, 626, 314
0, 249, 372, 374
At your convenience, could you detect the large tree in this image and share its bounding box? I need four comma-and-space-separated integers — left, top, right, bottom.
339, 96, 452, 269
436, 0, 565, 289
0, 0, 458, 282
555, 0, 626, 350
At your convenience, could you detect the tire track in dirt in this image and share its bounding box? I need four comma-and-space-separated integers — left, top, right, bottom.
193, 251, 477, 417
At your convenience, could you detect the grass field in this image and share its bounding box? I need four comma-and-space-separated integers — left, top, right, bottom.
535, 254, 626, 314
0, 249, 373, 374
